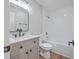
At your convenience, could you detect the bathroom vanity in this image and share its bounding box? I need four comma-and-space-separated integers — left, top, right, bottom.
10, 35, 41, 59
9, 1, 40, 59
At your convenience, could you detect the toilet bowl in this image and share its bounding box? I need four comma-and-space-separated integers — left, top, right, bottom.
40, 43, 52, 59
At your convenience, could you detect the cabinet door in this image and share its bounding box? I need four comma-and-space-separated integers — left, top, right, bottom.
10, 42, 29, 59
28, 46, 35, 59
10, 54, 19, 59
33, 45, 39, 59
11, 50, 29, 59
18, 51, 29, 59
28, 45, 39, 59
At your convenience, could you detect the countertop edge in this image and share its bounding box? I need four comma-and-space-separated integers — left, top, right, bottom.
9, 34, 42, 44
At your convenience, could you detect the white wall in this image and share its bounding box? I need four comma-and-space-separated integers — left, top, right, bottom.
28, 0, 43, 34
4, 0, 9, 46
42, 6, 74, 45
4, 0, 10, 59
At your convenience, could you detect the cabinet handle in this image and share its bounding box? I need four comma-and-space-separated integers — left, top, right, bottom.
20, 46, 23, 49
30, 49, 32, 52
26, 52, 28, 54
34, 41, 36, 44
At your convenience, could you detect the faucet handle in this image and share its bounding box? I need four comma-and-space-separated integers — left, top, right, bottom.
22, 33, 25, 36
12, 34, 17, 37
16, 28, 19, 31
19, 28, 22, 32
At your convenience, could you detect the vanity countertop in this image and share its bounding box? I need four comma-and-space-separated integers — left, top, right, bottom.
9, 34, 42, 44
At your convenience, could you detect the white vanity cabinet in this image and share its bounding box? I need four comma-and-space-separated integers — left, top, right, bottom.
10, 38, 39, 59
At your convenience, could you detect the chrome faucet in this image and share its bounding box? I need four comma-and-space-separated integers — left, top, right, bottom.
16, 28, 22, 37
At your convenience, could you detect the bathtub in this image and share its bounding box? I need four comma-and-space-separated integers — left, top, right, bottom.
43, 40, 74, 59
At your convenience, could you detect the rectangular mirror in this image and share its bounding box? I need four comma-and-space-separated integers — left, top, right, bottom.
9, 3, 29, 32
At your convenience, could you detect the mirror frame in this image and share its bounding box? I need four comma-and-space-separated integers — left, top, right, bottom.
9, 2, 29, 33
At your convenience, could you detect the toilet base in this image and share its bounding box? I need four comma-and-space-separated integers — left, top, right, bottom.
40, 47, 51, 59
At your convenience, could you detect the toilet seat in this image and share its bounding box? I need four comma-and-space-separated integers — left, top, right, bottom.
40, 43, 52, 51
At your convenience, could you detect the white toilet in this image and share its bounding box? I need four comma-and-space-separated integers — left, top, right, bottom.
40, 43, 52, 59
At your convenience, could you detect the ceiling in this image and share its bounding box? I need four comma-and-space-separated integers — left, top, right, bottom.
36, 0, 73, 11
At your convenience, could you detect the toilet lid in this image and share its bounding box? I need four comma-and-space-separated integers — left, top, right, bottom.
40, 43, 52, 48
